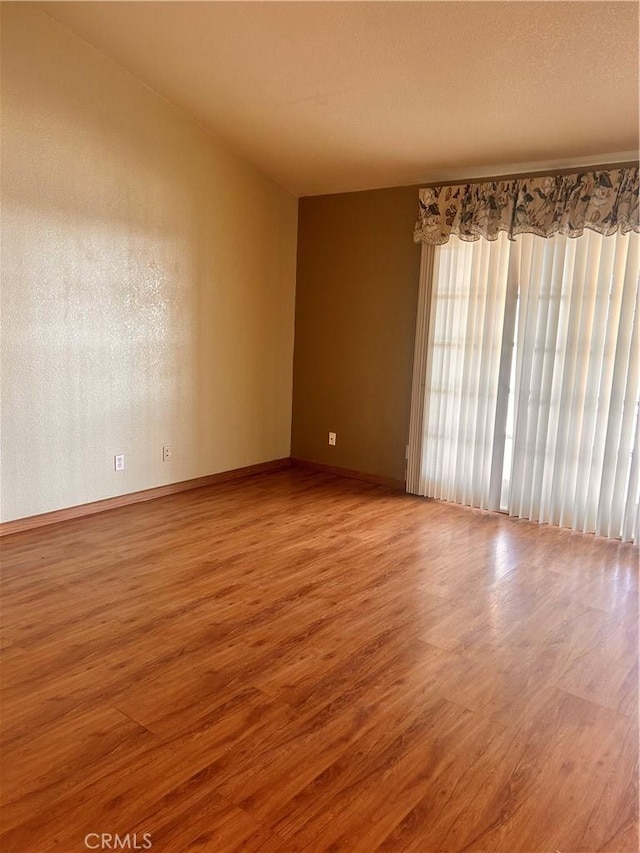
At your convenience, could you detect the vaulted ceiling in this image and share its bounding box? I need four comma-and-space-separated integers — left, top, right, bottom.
43, 1, 639, 196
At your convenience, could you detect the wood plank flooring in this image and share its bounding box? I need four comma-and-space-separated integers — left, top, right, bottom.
0, 468, 637, 852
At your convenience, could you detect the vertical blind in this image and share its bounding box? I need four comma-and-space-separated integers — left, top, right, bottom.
408, 229, 640, 543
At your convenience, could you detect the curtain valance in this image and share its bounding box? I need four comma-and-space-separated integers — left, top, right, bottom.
413, 167, 639, 245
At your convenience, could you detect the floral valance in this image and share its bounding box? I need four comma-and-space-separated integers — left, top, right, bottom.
414, 167, 639, 245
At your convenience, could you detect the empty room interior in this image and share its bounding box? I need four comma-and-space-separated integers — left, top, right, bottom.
1, 1, 639, 851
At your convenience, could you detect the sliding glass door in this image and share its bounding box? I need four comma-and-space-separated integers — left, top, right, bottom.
410, 229, 639, 543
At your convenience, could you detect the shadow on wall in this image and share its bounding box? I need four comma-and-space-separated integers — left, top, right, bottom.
0, 4, 297, 522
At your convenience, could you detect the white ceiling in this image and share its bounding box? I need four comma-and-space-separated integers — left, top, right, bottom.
43, 1, 639, 197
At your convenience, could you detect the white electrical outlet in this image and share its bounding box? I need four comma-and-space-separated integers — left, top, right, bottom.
114, 454, 125, 471
328, 432, 336, 446
162, 445, 172, 462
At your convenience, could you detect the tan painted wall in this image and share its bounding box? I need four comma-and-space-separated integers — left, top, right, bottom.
0, 5, 298, 522
291, 187, 421, 483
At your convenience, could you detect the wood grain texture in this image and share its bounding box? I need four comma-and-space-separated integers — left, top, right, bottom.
0, 468, 637, 852
291, 457, 405, 490
0, 458, 291, 537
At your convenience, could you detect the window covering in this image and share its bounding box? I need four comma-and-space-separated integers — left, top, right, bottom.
407, 229, 640, 543
413, 167, 639, 246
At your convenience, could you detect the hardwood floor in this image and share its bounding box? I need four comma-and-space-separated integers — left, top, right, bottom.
1, 469, 637, 852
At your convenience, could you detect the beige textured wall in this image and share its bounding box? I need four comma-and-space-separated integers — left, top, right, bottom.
291, 187, 421, 483
0, 5, 298, 522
